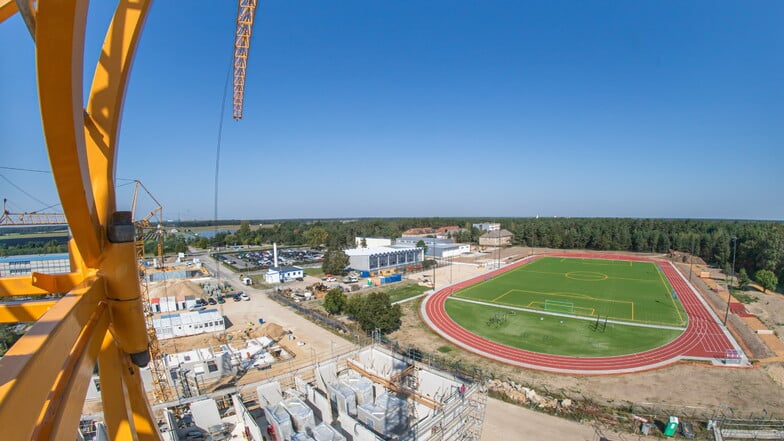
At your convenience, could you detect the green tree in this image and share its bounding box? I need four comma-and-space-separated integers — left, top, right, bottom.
0, 324, 22, 357
360, 237, 367, 248
416, 239, 427, 255
737, 268, 750, 290
323, 288, 347, 315
322, 249, 349, 275
347, 292, 402, 333
304, 226, 329, 248
755, 269, 778, 293
194, 237, 209, 249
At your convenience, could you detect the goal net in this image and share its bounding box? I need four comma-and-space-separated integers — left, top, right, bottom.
544, 300, 574, 314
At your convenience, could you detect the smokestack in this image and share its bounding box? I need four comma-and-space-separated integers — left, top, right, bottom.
273, 243, 278, 268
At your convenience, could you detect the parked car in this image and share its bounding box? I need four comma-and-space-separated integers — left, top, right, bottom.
233, 294, 241, 302
325, 277, 336, 282
207, 297, 217, 305
240, 293, 250, 301
217, 295, 225, 304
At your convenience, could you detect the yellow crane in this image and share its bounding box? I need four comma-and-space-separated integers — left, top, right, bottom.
0, 1, 259, 439
0, 198, 68, 225
131, 181, 172, 404
233, 0, 259, 120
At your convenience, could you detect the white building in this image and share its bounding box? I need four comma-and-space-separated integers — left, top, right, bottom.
264, 265, 304, 284
0, 253, 71, 277
344, 246, 423, 273
354, 237, 392, 248
152, 309, 225, 340
394, 237, 470, 258
472, 222, 501, 231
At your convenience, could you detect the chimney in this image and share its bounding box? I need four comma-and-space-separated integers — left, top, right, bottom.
273, 243, 278, 268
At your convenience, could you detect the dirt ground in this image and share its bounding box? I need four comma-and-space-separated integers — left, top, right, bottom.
390, 247, 784, 418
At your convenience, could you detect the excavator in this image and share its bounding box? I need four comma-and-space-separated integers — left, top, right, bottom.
0, 1, 258, 439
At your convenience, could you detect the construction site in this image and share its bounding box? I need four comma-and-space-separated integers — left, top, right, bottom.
81, 345, 487, 441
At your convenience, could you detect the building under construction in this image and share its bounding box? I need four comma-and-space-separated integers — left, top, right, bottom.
81, 345, 487, 441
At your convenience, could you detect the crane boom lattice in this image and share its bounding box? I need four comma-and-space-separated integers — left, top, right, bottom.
232, 0, 259, 120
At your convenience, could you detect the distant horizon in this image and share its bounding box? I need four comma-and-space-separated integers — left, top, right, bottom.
164, 215, 784, 224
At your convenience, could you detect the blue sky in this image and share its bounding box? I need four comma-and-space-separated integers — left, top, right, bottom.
1, 1, 783, 221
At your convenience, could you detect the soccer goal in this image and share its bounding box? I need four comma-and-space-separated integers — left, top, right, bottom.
544, 300, 574, 314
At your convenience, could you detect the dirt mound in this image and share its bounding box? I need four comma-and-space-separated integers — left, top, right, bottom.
148, 279, 203, 299
260, 322, 288, 340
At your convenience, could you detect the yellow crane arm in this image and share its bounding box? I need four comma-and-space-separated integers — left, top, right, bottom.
0, 0, 18, 24
232, 0, 259, 120
1, 199, 68, 225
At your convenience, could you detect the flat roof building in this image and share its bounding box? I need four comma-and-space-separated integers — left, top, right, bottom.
344, 246, 424, 273
264, 265, 304, 284
394, 237, 470, 258
0, 253, 70, 277
354, 237, 392, 248
473, 222, 501, 231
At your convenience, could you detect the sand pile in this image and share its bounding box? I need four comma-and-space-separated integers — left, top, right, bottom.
148, 279, 203, 299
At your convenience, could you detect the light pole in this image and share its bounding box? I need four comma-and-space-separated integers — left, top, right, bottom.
688, 237, 696, 281
723, 237, 738, 326
449, 256, 453, 285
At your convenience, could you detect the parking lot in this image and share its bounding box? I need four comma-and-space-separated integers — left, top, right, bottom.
214, 247, 323, 271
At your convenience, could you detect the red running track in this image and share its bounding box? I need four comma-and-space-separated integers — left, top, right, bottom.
421, 253, 741, 374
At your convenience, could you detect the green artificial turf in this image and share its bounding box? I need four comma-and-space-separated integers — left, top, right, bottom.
445, 299, 682, 357
453, 257, 687, 326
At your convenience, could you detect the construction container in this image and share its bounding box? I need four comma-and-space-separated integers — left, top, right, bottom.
328, 383, 357, 416
664, 416, 679, 437
680, 421, 695, 439
281, 397, 316, 433
311, 422, 347, 441
343, 377, 374, 405
359, 271, 370, 278
263, 403, 293, 441
150, 298, 161, 313
380, 274, 402, 284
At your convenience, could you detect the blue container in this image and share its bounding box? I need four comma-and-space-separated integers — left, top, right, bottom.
380, 274, 402, 284
360, 271, 370, 277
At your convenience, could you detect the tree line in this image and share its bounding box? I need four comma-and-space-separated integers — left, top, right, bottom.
193, 218, 783, 289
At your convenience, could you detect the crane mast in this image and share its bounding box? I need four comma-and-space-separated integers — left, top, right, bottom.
131, 181, 171, 403
232, 0, 259, 120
